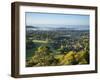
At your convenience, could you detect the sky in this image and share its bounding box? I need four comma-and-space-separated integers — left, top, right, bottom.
25, 12, 90, 26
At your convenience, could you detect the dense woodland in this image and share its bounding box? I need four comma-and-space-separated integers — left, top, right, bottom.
26, 26, 89, 67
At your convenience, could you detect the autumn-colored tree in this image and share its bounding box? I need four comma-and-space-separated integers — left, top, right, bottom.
60, 51, 78, 65
75, 50, 88, 64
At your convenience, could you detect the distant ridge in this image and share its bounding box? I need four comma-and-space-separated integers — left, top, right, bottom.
26, 24, 89, 31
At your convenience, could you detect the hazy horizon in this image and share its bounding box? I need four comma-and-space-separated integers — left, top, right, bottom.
26, 24, 89, 31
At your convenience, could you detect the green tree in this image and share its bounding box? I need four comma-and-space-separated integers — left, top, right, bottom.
27, 45, 57, 67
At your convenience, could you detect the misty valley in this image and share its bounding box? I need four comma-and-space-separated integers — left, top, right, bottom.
26, 25, 89, 67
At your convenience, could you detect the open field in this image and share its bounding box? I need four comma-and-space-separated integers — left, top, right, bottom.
32, 40, 48, 43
